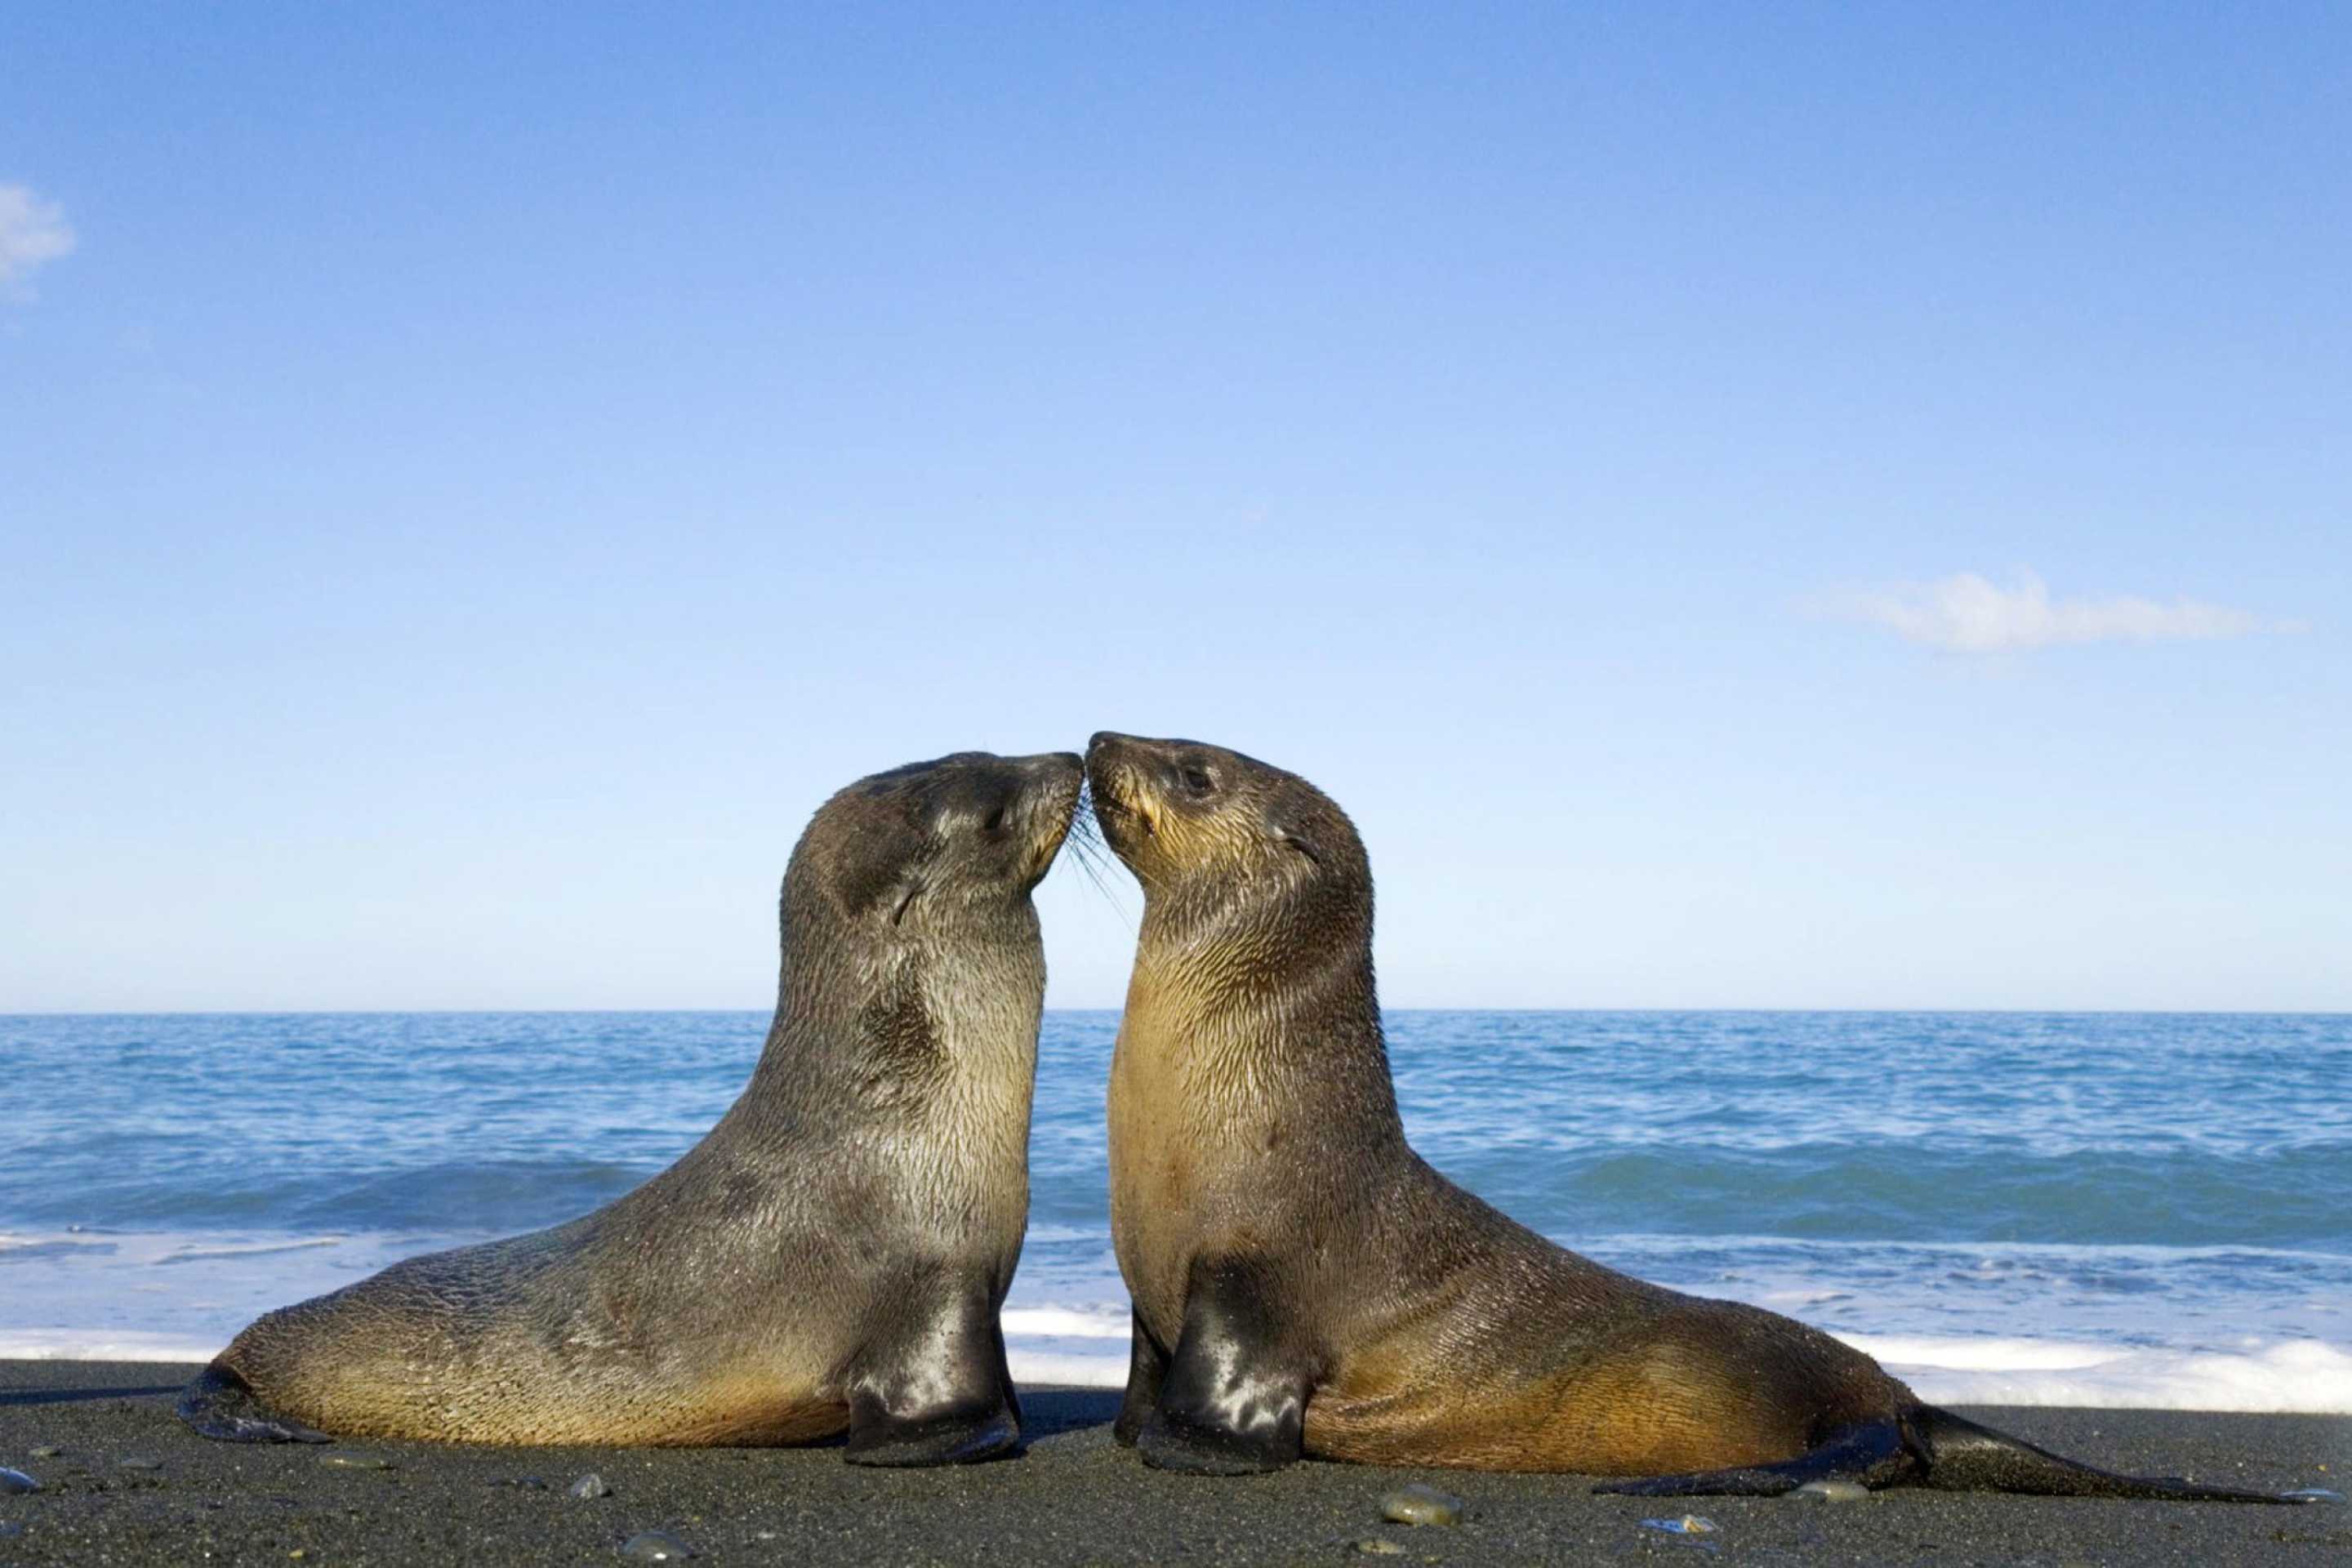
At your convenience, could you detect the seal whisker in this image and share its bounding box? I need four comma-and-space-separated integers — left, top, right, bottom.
1058, 795, 1136, 924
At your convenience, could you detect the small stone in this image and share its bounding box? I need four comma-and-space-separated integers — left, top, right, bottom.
1380, 1481, 1464, 1526
1792, 1479, 1871, 1502
1353, 1540, 1405, 1557
1640, 1515, 1718, 1535
118, 1456, 163, 1471
29, 1446, 61, 1459
621, 1530, 696, 1561
316, 1451, 394, 1470
570, 1472, 612, 1499
0, 1466, 38, 1494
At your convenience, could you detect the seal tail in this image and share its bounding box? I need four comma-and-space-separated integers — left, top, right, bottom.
1595, 1405, 2302, 1501
1906, 1405, 2292, 1502
177, 1363, 333, 1445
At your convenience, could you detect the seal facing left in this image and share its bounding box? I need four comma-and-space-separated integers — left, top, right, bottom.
180, 750, 1082, 1462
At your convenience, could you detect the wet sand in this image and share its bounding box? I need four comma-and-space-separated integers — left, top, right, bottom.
2, 1360, 2345, 1566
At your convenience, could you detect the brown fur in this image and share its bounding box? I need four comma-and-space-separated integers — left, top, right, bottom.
1091, 733, 1906, 1475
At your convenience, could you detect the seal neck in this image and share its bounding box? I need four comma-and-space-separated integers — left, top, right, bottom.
1121, 902, 1404, 1138
744, 901, 1043, 1129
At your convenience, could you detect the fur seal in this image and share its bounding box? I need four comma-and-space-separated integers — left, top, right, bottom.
1085, 731, 2296, 1499
180, 750, 1082, 1462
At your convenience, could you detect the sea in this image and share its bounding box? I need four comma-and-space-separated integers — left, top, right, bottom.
3, 1011, 2348, 1411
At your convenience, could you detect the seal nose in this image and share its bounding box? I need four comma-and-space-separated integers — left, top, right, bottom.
1085, 733, 1145, 792
1024, 751, 1085, 808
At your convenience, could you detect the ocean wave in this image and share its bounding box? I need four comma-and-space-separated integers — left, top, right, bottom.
1853, 1334, 2352, 1414
7, 1011, 2346, 1413
1450, 1144, 2352, 1250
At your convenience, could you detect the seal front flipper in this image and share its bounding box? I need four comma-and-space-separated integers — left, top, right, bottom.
842, 1281, 1022, 1467
1136, 1257, 1314, 1477
1593, 1419, 1912, 1497
177, 1363, 332, 1445
1114, 1312, 1169, 1447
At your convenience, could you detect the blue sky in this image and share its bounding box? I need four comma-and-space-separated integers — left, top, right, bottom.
4, 4, 2346, 1011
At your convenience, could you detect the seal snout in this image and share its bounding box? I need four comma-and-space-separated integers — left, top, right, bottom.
1025, 750, 1086, 795
1083, 734, 1160, 852
1014, 751, 1086, 869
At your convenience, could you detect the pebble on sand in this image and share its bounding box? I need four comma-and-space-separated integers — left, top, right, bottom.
570, 1472, 613, 1499
1379, 1481, 1464, 1526
317, 1452, 394, 1470
1640, 1514, 1717, 1535
621, 1528, 696, 1561
29, 1446, 60, 1459
118, 1457, 163, 1471
0, 1466, 38, 1494
1793, 1479, 1872, 1502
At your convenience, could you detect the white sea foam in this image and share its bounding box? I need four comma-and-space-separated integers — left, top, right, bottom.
1003, 1303, 1132, 1388
1005, 1349, 1129, 1388
1001, 1305, 1129, 1339
0, 1330, 226, 1362
1850, 1333, 2352, 1413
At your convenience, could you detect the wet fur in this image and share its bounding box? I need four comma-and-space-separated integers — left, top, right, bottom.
183, 752, 1080, 1454
1087, 732, 2296, 1499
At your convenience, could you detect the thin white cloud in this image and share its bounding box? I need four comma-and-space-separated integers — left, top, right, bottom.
0, 183, 78, 293
1809, 570, 2289, 655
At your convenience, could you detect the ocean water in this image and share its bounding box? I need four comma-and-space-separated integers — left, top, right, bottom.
3, 1011, 2348, 1410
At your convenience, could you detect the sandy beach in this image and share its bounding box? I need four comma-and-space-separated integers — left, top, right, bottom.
0, 1361, 2342, 1566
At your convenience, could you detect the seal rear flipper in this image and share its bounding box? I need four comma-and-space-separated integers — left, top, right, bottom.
176, 1364, 333, 1445
1592, 1418, 1913, 1497
1136, 1256, 1314, 1477
1114, 1311, 1169, 1447
1909, 1405, 2300, 1502
842, 1281, 1022, 1467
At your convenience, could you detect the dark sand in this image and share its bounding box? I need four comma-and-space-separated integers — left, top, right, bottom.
2, 1361, 2345, 1566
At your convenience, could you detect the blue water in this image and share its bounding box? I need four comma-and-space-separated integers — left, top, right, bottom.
5, 1011, 2350, 1406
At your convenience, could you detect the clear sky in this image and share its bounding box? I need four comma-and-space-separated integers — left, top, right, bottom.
4, 4, 2346, 1012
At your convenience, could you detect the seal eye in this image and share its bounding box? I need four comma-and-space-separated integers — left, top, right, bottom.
1179, 766, 1216, 797
982, 805, 1007, 835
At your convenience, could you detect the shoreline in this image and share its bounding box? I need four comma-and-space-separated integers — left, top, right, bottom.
4, 1361, 2345, 1566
